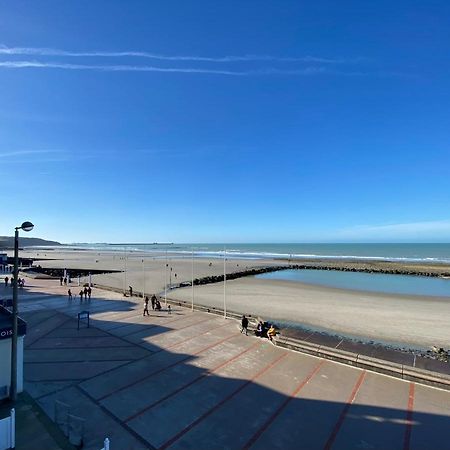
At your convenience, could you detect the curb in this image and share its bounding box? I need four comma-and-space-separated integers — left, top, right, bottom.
275, 335, 450, 391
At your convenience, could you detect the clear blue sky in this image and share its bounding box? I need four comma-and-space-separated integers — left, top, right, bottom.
1, 1, 450, 243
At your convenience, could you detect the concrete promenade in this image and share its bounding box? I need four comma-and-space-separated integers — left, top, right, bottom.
9, 279, 450, 449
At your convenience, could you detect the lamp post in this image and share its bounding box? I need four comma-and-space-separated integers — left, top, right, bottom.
11, 221, 34, 402
223, 247, 227, 319
191, 248, 194, 312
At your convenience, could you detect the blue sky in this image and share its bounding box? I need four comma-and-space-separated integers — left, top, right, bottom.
1, 1, 450, 243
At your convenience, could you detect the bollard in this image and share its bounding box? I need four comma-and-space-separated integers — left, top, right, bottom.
10, 408, 15, 449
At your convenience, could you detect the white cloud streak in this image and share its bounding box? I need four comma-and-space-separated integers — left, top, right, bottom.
337, 220, 450, 239
0, 45, 361, 64
0, 149, 65, 158
0, 60, 372, 76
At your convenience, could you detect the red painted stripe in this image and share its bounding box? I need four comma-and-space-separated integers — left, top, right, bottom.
403, 382, 415, 450
323, 370, 366, 450
159, 352, 288, 450
98, 330, 237, 401
125, 340, 261, 423
243, 359, 326, 450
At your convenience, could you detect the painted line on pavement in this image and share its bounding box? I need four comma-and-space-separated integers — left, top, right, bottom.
125, 340, 262, 423
97, 331, 239, 402
243, 359, 326, 450
323, 370, 367, 450
159, 352, 288, 450
403, 382, 415, 450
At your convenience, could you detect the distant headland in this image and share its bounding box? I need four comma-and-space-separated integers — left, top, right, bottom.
0, 236, 62, 248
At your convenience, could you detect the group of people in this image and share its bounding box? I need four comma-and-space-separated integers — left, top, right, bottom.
143, 294, 171, 316
240, 315, 277, 341
60, 276, 71, 286
68, 286, 92, 301
3, 276, 26, 288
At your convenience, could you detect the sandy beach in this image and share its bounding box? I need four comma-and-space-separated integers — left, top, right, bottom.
7, 247, 450, 350
170, 277, 450, 349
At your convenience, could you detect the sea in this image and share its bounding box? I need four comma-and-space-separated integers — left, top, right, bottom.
48, 242, 450, 298
66, 242, 450, 263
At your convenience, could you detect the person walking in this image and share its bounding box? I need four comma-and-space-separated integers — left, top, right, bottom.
129, 286, 133, 297
4, 276, 8, 287
59, 276, 63, 286
168, 304, 172, 315
68, 289, 73, 300
241, 315, 249, 336
87, 286, 92, 300
79, 289, 84, 301
151, 295, 156, 311
143, 296, 150, 316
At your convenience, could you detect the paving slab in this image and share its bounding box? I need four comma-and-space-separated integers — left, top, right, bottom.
28, 335, 136, 349
79, 326, 235, 401
25, 346, 149, 362
37, 386, 148, 450
410, 383, 450, 450
129, 342, 282, 448
101, 334, 249, 422
330, 371, 410, 450
25, 360, 131, 381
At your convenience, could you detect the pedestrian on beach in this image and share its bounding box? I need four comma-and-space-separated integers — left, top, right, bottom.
63, 277, 67, 285
143, 296, 150, 316
241, 315, 249, 336
68, 289, 72, 300
129, 286, 133, 297
59, 276, 63, 286
84, 286, 88, 299
168, 305, 172, 314
4, 276, 8, 287
87, 286, 92, 300
79, 290, 84, 301
151, 295, 156, 310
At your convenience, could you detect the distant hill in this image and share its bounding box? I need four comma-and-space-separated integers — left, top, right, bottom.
0, 236, 62, 248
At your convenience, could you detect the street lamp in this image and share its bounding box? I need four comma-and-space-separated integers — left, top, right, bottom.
10, 221, 34, 402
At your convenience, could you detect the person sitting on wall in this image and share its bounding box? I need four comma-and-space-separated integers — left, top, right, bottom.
267, 324, 277, 341
255, 321, 264, 337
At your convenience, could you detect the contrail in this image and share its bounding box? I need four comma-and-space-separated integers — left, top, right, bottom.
0, 60, 338, 76
0, 45, 359, 64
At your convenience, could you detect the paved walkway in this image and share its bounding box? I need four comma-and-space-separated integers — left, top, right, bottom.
15, 279, 450, 450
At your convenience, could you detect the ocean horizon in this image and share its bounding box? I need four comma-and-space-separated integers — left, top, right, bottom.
53, 242, 450, 264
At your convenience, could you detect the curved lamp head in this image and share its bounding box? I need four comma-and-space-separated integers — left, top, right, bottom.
20, 221, 34, 232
